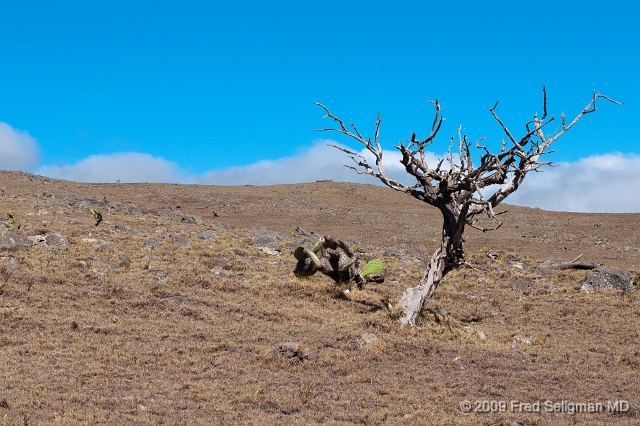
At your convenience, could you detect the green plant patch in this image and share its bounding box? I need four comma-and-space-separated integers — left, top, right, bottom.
362, 259, 384, 277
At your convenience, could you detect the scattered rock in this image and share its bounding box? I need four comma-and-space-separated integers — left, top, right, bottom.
27, 235, 47, 246
258, 246, 280, 256
197, 230, 217, 242
106, 201, 139, 214
489, 310, 505, 323
511, 279, 537, 294
214, 257, 230, 268
248, 227, 286, 253
92, 259, 118, 274
113, 223, 138, 235
462, 325, 487, 340
486, 251, 504, 260
169, 233, 191, 249
52, 193, 138, 215
141, 239, 164, 251
53, 193, 78, 207
242, 256, 260, 265
148, 269, 170, 281
117, 253, 131, 268
94, 241, 115, 252
0, 231, 32, 250
277, 342, 312, 360
533, 260, 557, 277
352, 333, 381, 350
44, 232, 70, 247
162, 295, 192, 306
507, 261, 526, 271
178, 214, 202, 225
28, 232, 69, 247
75, 196, 109, 210
512, 334, 533, 345
580, 266, 636, 294
155, 228, 168, 237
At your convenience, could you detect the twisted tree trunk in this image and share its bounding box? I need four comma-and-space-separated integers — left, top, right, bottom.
399, 204, 465, 326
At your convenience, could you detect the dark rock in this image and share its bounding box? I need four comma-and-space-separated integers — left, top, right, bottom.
365, 274, 384, 284
580, 267, 636, 293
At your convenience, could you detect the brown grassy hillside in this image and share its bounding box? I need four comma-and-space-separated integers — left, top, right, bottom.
0, 170, 638, 425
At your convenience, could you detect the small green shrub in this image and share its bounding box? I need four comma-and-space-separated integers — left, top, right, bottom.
362, 259, 384, 277
90, 209, 103, 226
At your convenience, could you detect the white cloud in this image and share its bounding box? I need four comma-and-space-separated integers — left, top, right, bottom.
505, 153, 640, 213
0, 122, 39, 170
197, 142, 640, 213
5, 130, 636, 212
195, 140, 412, 186
35, 152, 187, 183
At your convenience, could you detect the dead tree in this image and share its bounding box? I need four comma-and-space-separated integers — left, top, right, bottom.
316, 88, 622, 326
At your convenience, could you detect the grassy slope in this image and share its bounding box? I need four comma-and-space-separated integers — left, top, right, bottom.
0, 171, 638, 425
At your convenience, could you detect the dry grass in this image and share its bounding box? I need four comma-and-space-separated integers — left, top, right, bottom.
0, 171, 638, 425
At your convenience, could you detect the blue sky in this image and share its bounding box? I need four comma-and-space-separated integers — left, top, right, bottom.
0, 1, 639, 211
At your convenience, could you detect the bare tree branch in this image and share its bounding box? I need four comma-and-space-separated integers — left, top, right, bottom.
315, 89, 622, 325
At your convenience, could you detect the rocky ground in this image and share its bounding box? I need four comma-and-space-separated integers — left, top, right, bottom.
0, 170, 638, 425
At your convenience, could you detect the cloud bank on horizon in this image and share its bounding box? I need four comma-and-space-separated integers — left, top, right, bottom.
0, 123, 39, 171
1, 121, 639, 213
